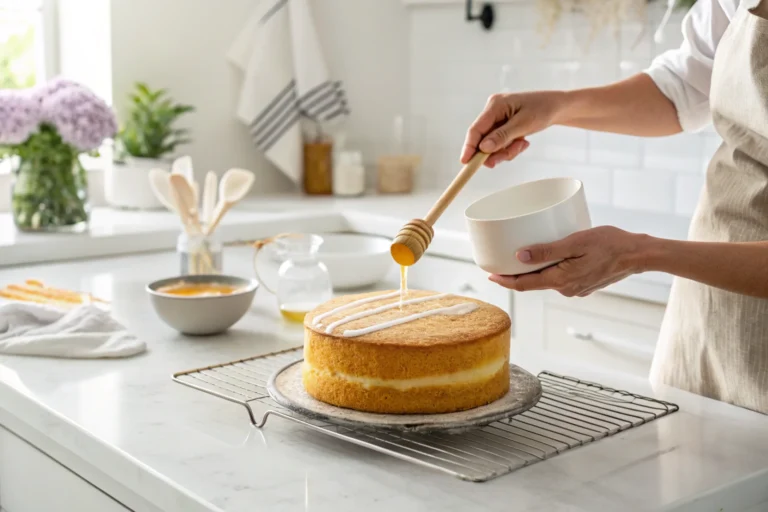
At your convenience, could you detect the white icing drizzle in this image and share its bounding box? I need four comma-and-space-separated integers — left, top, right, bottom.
324, 292, 450, 334
312, 291, 400, 326
342, 302, 479, 338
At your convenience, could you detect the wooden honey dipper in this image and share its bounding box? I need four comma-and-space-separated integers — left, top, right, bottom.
391, 151, 490, 266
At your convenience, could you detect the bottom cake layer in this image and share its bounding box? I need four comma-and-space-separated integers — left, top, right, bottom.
302, 362, 510, 414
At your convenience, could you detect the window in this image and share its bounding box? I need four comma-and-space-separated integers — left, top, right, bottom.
0, 0, 55, 89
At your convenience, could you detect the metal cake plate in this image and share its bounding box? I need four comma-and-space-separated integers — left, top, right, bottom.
267, 359, 542, 433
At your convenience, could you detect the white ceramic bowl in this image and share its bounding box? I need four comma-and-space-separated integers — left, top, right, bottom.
465, 177, 591, 276
146, 275, 258, 335
317, 233, 394, 290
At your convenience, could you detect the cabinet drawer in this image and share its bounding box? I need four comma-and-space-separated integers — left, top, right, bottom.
545, 291, 666, 328
543, 304, 659, 377
0, 426, 131, 512
405, 255, 511, 314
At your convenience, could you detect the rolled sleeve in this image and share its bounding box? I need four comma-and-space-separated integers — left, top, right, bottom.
644, 0, 733, 132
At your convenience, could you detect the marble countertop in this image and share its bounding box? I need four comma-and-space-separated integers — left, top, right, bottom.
0, 249, 767, 512
0, 192, 692, 303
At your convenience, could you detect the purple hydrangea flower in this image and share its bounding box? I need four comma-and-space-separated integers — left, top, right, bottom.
0, 89, 41, 145
30, 76, 86, 104
41, 86, 117, 151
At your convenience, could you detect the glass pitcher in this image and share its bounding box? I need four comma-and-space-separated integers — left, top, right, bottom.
253, 233, 333, 323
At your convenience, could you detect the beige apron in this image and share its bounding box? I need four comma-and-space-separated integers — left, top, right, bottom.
650, 2, 768, 414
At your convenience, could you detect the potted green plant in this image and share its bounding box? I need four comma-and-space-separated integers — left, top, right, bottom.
108, 83, 194, 209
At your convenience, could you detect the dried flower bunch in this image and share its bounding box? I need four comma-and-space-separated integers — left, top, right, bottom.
535, 0, 697, 49
536, 0, 648, 47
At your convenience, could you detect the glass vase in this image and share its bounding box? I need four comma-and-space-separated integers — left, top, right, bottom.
10, 153, 90, 232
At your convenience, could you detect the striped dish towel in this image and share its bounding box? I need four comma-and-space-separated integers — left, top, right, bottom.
228, 0, 349, 184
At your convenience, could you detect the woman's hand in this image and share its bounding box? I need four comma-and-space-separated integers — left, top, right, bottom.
488, 226, 650, 297
461, 90, 567, 168
460, 75, 684, 168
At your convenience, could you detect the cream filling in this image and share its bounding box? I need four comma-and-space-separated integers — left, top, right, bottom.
303, 357, 507, 391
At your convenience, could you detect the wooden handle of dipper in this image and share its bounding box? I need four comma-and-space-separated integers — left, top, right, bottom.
424, 151, 490, 226
391, 151, 489, 266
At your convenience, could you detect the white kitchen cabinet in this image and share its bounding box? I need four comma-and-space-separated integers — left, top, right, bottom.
0, 426, 131, 512
514, 289, 667, 377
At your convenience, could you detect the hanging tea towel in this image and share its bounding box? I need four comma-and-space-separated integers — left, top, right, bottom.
228, 0, 350, 184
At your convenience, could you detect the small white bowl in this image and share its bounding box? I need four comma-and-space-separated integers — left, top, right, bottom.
465, 177, 591, 276
146, 275, 258, 335
317, 233, 394, 290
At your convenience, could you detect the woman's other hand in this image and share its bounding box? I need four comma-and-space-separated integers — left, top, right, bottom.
488, 226, 651, 297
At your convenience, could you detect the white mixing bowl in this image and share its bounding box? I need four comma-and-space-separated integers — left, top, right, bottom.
465, 177, 591, 276
317, 233, 394, 290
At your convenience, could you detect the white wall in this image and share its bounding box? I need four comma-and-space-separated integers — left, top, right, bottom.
109, 0, 410, 194
409, 2, 720, 217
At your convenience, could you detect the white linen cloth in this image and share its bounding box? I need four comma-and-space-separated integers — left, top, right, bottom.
0, 302, 146, 358
228, 0, 349, 184
644, 0, 761, 131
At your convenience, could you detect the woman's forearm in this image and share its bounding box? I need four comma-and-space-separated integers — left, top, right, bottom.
555, 74, 682, 137
639, 236, 768, 298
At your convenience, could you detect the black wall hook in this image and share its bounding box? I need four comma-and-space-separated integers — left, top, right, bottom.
466, 0, 494, 30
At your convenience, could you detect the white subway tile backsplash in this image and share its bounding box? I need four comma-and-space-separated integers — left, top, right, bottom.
409, 2, 706, 220
620, 23, 653, 61
526, 126, 589, 163
675, 173, 705, 216
589, 132, 643, 167
508, 161, 613, 205
651, 12, 687, 54
643, 135, 703, 173
613, 169, 675, 213
570, 61, 620, 89
492, 3, 546, 31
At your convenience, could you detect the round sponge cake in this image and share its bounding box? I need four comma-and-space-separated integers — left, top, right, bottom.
303, 290, 511, 414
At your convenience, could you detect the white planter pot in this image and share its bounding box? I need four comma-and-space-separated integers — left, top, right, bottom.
106, 157, 167, 210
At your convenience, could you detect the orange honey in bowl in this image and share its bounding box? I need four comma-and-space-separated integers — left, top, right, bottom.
156, 281, 244, 297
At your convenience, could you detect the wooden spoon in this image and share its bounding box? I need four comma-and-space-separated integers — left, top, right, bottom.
169, 174, 203, 235
205, 168, 255, 235
202, 171, 217, 226
391, 151, 489, 266
148, 168, 177, 213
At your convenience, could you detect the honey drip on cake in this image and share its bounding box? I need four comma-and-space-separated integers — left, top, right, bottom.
399, 265, 408, 307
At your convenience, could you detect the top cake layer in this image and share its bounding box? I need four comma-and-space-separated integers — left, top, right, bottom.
304, 289, 510, 346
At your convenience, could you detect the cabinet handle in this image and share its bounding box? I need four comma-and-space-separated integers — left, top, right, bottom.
566, 327, 655, 359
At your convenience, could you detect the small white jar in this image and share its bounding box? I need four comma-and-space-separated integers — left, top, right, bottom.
333, 150, 365, 196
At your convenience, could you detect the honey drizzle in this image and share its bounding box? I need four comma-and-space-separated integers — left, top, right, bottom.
399, 265, 408, 307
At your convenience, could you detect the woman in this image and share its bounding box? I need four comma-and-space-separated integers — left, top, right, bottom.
462, 0, 768, 414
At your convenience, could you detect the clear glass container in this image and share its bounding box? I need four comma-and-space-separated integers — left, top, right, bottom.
177, 230, 223, 276
254, 233, 333, 323
10, 153, 90, 232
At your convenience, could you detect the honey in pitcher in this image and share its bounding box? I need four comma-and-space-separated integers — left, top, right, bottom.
280, 302, 317, 323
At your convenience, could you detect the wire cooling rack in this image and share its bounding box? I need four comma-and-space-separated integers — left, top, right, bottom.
172, 347, 679, 482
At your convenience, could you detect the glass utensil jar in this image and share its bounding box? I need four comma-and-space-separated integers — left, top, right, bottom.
177, 230, 223, 276
253, 233, 332, 323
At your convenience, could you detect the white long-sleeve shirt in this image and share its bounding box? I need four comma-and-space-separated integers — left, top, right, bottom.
645, 0, 760, 132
